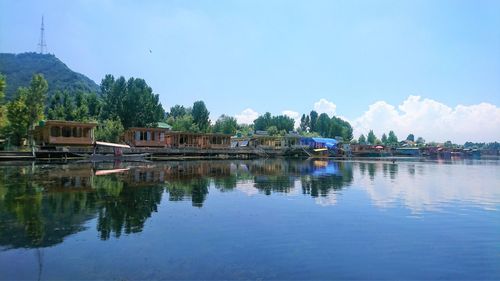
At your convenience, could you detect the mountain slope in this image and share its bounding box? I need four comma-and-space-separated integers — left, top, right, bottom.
0, 52, 100, 100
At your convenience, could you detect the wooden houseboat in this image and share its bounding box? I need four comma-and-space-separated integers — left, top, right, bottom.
123, 127, 168, 147
34, 120, 97, 147
122, 128, 231, 149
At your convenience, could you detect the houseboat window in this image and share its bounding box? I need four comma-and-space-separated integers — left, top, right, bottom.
62, 127, 72, 137
75, 127, 82, 138
146, 131, 151, 141
83, 128, 90, 138
50, 126, 61, 137
135, 131, 140, 141
72, 127, 78, 138
160, 133, 165, 142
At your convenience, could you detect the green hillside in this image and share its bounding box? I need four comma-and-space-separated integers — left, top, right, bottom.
0, 52, 99, 100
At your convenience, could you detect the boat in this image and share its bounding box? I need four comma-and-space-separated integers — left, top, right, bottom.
78, 141, 151, 162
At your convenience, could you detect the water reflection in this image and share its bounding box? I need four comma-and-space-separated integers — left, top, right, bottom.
0, 159, 499, 250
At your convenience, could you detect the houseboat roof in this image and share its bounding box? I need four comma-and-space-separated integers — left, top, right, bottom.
37, 120, 98, 127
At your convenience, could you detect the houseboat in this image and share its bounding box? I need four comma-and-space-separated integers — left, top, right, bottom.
34, 120, 97, 147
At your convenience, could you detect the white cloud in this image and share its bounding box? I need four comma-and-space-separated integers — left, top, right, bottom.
313, 98, 337, 117
235, 108, 259, 125
352, 95, 500, 143
282, 110, 301, 129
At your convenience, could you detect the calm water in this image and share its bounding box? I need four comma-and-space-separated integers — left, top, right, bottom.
0, 159, 499, 280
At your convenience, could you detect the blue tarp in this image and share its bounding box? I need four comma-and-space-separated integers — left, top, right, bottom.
301, 137, 338, 149
311, 138, 338, 148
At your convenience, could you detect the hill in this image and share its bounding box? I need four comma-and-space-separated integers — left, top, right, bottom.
0, 52, 100, 100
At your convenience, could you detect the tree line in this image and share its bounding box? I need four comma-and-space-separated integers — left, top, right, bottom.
9, 71, 485, 148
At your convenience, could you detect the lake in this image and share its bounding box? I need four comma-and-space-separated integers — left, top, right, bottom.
0, 159, 499, 280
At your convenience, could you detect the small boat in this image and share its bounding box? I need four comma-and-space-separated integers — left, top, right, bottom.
78, 141, 150, 162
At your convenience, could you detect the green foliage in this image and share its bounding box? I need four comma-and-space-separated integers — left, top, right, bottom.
253, 112, 294, 132
236, 124, 254, 137
213, 115, 237, 135
267, 126, 279, 136
192, 101, 210, 132
0, 74, 7, 132
416, 137, 425, 145
95, 118, 124, 143
0, 73, 5, 103
387, 130, 398, 145
309, 110, 318, 132
299, 114, 310, 131
381, 133, 388, 145
47, 91, 101, 121
406, 134, 415, 142
171, 114, 197, 132
367, 130, 376, 145
168, 105, 188, 119
6, 88, 30, 145
100, 75, 165, 129
25, 74, 48, 130
358, 134, 366, 144
0, 53, 99, 100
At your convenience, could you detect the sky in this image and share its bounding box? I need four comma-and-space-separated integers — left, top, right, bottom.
0, 0, 499, 143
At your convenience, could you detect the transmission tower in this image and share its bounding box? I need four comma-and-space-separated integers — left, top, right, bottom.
38, 16, 46, 54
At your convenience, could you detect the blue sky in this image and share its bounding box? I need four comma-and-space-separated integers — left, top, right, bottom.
1, 0, 499, 142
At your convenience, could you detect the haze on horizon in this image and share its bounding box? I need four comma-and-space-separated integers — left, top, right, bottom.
0, 0, 499, 143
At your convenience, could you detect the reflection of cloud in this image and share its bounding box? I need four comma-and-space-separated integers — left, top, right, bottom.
355, 162, 500, 213
236, 180, 258, 196
315, 193, 338, 206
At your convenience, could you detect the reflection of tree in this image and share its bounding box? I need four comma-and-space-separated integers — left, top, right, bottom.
0, 166, 96, 249
165, 178, 209, 207
253, 175, 295, 195
0, 159, 358, 250
301, 162, 353, 197
95, 179, 164, 240
213, 175, 238, 191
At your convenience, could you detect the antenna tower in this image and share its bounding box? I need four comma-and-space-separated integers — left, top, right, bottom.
38, 16, 46, 54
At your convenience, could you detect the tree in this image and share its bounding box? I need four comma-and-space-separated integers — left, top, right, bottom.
381, 133, 388, 145
299, 114, 307, 131
213, 115, 237, 135
316, 113, 331, 137
6, 88, 30, 145
367, 130, 376, 145
192, 101, 210, 132
444, 140, 453, 148
0, 74, 8, 131
416, 137, 425, 145
253, 112, 272, 131
95, 118, 124, 143
406, 133, 415, 142
309, 110, 318, 132
387, 130, 398, 146
100, 75, 164, 128
26, 74, 48, 128
172, 114, 196, 132
168, 105, 188, 119
358, 134, 366, 144
267, 125, 279, 136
